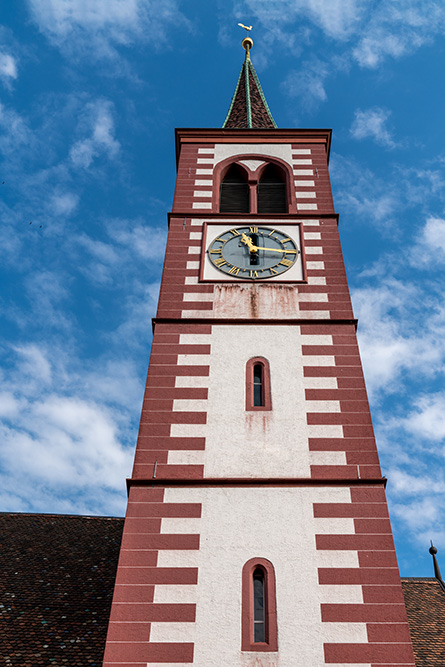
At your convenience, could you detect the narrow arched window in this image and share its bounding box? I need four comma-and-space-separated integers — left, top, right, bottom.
253, 568, 266, 642
242, 558, 278, 652
257, 164, 287, 213
246, 357, 271, 411
220, 164, 249, 213
253, 364, 263, 406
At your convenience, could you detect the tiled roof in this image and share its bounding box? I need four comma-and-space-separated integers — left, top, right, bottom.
401, 577, 445, 666
1, 513, 444, 666
0, 512, 123, 667
223, 52, 277, 129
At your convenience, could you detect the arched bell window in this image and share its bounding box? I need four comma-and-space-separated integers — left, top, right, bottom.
246, 357, 272, 411
241, 558, 278, 652
257, 164, 287, 213
219, 164, 249, 213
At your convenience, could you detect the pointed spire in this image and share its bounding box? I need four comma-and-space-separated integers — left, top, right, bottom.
223, 28, 277, 130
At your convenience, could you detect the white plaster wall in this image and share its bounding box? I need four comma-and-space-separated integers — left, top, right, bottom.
204, 325, 310, 478
213, 143, 294, 169
150, 486, 367, 667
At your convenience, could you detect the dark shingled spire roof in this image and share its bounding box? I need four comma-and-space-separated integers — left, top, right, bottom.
223, 49, 277, 129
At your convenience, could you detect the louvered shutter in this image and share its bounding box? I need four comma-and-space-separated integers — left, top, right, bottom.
257, 165, 286, 213
220, 166, 249, 213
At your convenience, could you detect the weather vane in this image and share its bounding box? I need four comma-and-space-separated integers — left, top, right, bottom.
238, 22, 253, 35
238, 23, 253, 53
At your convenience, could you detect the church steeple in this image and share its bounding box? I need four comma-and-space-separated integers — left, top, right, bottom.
223, 30, 277, 129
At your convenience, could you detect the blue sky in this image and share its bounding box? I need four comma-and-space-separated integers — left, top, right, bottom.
1, 1, 444, 577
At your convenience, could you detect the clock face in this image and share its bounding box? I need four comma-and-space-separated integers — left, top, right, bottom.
207, 225, 300, 280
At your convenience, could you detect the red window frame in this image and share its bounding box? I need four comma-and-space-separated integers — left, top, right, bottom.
246, 357, 272, 411
241, 557, 278, 652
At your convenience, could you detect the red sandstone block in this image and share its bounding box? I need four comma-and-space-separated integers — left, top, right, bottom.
301, 345, 343, 356
137, 424, 171, 437
351, 488, 387, 503
309, 438, 377, 452
121, 534, 199, 551
153, 333, 181, 344
324, 642, 414, 664
354, 518, 392, 533
132, 451, 168, 466
153, 464, 204, 479
144, 387, 208, 401
299, 302, 331, 311
174, 365, 210, 376
141, 399, 174, 411
103, 641, 194, 663
121, 518, 162, 533
362, 585, 405, 604
307, 413, 372, 425
146, 376, 176, 388
155, 309, 183, 318
313, 503, 389, 518
343, 425, 375, 437
316, 534, 394, 550
128, 487, 165, 503
358, 551, 399, 568
334, 355, 362, 367
304, 367, 363, 378
367, 623, 412, 643
117, 550, 159, 567
340, 400, 372, 412
131, 462, 204, 479
301, 324, 355, 335
321, 603, 409, 623
318, 567, 400, 585
347, 452, 380, 465
360, 468, 390, 482
305, 389, 368, 401
156, 324, 211, 334
125, 503, 201, 519
311, 465, 358, 479
105, 621, 150, 642
159, 344, 211, 355
116, 568, 198, 585
141, 411, 207, 425
136, 436, 205, 450
112, 585, 155, 603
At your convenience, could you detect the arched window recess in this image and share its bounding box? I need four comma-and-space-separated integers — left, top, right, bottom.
219, 164, 249, 213
246, 357, 272, 411
241, 558, 278, 652
257, 163, 287, 214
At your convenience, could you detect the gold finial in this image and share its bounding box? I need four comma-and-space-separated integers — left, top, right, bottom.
238, 23, 253, 53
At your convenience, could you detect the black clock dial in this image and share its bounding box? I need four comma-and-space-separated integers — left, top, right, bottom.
207, 225, 299, 280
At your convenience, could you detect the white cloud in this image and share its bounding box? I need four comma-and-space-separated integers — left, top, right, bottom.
400, 394, 445, 442
28, 0, 191, 59
282, 58, 329, 111
70, 99, 119, 168
419, 217, 445, 260
353, 1, 445, 68
350, 107, 396, 148
50, 191, 79, 216
108, 220, 167, 261
0, 339, 141, 515
0, 52, 17, 84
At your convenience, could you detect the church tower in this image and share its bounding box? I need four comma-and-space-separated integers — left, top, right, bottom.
103, 35, 416, 667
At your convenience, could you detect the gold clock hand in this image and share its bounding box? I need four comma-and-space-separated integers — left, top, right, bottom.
240, 233, 257, 252
249, 245, 297, 254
